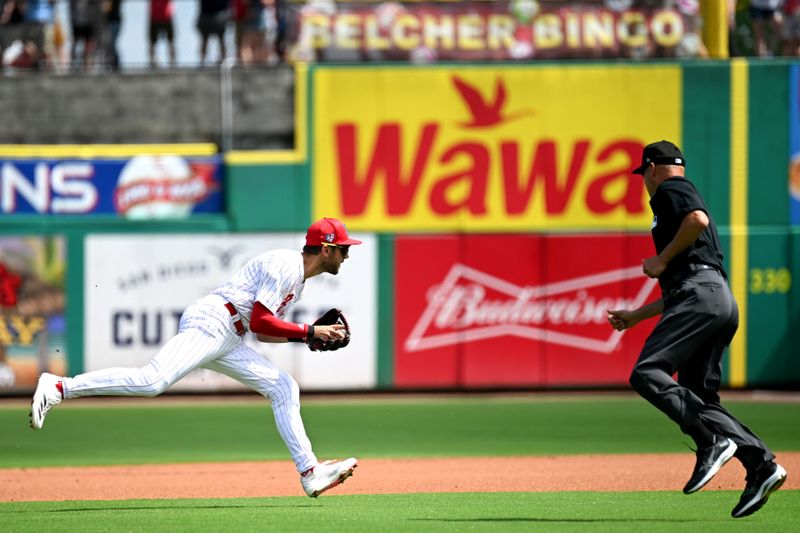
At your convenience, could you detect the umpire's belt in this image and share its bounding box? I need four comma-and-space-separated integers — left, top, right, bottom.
662, 263, 725, 293
224, 302, 246, 336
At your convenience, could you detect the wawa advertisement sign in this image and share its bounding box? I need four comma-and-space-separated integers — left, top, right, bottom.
311, 65, 681, 231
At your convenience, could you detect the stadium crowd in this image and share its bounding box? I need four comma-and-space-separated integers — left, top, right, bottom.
0, 0, 798, 73
0, 0, 286, 71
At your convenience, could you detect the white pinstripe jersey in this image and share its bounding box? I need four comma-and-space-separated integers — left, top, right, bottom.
212, 249, 306, 327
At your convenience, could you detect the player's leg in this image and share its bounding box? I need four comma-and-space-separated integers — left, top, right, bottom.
166, 22, 176, 67
202, 344, 358, 497
30, 324, 239, 429
148, 23, 157, 68
58, 296, 239, 400
217, 30, 227, 64
63, 328, 239, 398
202, 343, 318, 473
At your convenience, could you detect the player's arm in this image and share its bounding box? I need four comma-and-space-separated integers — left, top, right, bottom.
643, 209, 709, 278
250, 302, 312, 343
607, 298, 664, 331
255, 334, 289, 343
249, 302, 345, 343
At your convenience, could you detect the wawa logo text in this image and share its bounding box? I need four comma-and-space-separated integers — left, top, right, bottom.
333, 75, 646, 218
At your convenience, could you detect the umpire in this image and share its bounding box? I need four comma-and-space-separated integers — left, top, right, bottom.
607, 140, 787, 518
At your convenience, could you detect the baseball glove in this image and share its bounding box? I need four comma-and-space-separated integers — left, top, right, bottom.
307, 308, 351, 352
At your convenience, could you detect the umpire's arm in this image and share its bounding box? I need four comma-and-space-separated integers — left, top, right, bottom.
642, 210, 709, 278
607, 298, 664, 331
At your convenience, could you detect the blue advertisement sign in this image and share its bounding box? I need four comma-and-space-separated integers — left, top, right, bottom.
791, 65, 800, 225
0, 155, 223, 217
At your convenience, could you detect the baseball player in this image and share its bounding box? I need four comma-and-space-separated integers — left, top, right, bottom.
30, 217, 360, 498
607, 141, 787, 518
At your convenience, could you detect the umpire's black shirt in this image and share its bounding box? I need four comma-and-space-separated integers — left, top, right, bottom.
649, 176, 727, 292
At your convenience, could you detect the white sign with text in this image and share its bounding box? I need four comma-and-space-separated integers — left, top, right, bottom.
84, 233, 377, 391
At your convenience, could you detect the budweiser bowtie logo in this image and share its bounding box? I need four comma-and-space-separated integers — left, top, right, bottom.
405, 264, 659, 353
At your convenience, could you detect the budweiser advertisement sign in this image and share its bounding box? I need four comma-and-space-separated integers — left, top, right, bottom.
394, 233, 660, 388
285, 0, 704, 62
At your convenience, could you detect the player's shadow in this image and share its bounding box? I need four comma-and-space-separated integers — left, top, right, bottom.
29, 503, 318, 513
412, 517, 710, 524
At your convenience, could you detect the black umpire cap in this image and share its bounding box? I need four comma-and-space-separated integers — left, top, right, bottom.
632, 140, 685, 175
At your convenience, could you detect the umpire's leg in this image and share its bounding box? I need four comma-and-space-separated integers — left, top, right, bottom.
677, 295, 775, 469
628, 273, 731, 445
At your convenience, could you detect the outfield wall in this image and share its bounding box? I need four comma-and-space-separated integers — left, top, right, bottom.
1, 60, 798, 392
225, 60, 800, 389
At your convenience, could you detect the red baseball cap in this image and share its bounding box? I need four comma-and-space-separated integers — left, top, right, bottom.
305, 217, 362, 246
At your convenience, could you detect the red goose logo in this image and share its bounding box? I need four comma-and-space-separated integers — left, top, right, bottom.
405, 264, 658, 353
451, 76, 534, 128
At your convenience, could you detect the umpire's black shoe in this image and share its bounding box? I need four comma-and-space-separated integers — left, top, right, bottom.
683, 437, 738, 494
731, 462, 787, 518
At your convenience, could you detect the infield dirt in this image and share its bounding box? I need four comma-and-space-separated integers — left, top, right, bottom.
2, 453, 798, 502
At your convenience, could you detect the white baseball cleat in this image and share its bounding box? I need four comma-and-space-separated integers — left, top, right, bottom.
30, 373, 63, 430
300, 458, 358, 498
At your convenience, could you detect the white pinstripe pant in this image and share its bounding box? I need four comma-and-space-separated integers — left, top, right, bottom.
62, 294, 318, 473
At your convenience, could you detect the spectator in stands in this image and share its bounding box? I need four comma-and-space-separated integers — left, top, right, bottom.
197, 0, 231, 66
783, 0, 800, 55
668, 0, 709, 58
102, 0, 121, 70
274, 0, 286, 62
233, 0, 247, 62
240, 0, 272, 64
21, 0, 56, 69
70, 0, 102, 71
51, 11, 66, 70
1, 0, 25, 72
749, 0, 784, 57
149, 0, 176, 68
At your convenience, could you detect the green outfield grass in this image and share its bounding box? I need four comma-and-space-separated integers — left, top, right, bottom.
1, 395, 799, 467
2, 395, 798, 531
1, 491, 798, 533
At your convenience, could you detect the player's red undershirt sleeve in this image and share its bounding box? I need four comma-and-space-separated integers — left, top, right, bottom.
249, 301, 312, 339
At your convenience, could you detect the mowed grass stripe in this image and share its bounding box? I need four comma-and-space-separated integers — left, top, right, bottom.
0, 492, 798, 533
1, 397, 798, 468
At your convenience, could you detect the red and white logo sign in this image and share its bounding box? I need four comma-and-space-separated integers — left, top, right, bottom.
394, 233, 661, 388
114, 155, 217, 219
405, 263, 658, 353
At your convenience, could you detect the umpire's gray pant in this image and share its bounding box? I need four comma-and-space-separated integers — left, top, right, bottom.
629, 268, 774, 470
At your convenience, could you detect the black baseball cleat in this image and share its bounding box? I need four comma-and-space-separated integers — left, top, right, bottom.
683, 437, 738, 494
731, 462, 787, 518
